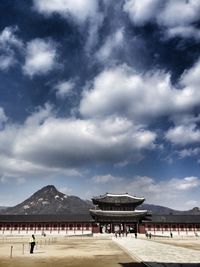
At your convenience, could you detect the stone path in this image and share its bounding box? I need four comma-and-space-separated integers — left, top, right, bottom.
112, 236, 200, 267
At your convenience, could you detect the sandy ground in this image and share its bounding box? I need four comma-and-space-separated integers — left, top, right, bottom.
148, 236, 200, 251
0, 236, 144, 267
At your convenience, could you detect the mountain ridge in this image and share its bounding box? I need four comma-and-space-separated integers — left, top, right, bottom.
1, 185, 93, 215
1, 185, 200, 215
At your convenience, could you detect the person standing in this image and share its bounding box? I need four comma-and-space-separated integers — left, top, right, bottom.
29, 234, 36, 254
135, 232, 137, 238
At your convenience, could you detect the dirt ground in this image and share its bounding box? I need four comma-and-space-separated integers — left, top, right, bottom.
0, 236, 144, 267
151, 236, 200, 251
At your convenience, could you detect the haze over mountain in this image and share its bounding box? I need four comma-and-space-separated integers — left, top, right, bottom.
1, 185, 200, 215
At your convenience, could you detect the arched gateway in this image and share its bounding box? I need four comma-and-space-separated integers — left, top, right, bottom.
90, 193, 150, 234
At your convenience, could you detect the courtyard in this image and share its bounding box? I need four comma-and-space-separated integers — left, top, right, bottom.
0, 235, 200, 267
0, 236, 144, 267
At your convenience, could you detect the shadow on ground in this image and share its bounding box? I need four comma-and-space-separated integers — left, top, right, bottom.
119, 262, 145, 266
144, 263, 200, 267
119, 262, 200, 267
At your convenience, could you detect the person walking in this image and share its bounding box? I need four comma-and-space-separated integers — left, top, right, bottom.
29, 234, 36, 254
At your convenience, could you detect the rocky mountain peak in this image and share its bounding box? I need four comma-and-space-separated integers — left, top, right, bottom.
35, 185, 66, 198
1, 185, 93, 215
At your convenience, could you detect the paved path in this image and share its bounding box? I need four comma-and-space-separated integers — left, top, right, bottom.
112, 236, 200, 267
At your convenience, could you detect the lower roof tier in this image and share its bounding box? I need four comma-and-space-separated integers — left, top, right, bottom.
90, 209, 150, 222
90, 209, 148, 217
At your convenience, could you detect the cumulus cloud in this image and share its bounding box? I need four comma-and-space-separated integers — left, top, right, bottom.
157, 0, 200, 28
80, 63, 200, 123
0, 26, 23, 70
123, 0, 161, 26
23, 38, 58, 77
167, 113, 200, 146
123, 0, 200, 40
13, 115, 156, 168
54, 80, 75, 99
33, 0, 98, 23
166, 124, 200, 145
0, 103, 156, 181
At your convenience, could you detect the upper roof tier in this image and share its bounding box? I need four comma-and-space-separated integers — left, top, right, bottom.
92, 193, 145, 206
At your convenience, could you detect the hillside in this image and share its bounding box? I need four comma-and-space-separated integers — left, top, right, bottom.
1, 185, 93, 215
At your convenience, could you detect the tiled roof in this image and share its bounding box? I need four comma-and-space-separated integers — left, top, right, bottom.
92, 193, 145, 205
0, 213, 93, 223
147, 215, 200, 223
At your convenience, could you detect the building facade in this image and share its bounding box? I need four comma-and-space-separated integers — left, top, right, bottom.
142, 215, 200, 236
90, 193, 149, 233
0, 193, 200, 236
0, 214, 97, 236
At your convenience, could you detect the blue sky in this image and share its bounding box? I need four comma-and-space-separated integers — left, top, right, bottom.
0, 0, 200, 210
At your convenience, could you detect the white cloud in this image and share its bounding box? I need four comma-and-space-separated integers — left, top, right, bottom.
33, 0, 98, 23
172, 176, 200, 191
13, 115, 156, 168
0, 54, 16, 71
166, 124, 200, 145
0, 26, 22, 49
80, 63, 200, 123
33, 0, 103, 54
181, 57, 200, 89
0, 103, 156, 182
25, 103, 54, 126
96, 28, 124, 62
157, 0, 200, 28
166, 26, 200, 41
91, 174, 122, 184
23, 38, 57, 77
0, 26, 23, 70
123, 0, 200, 40
178, 148, 200, 159
123, 0, 161, 26
54, 80, 75, 99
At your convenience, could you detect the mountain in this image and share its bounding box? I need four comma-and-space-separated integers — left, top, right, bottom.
1, 185, 93, 215
1, 186, 200, 215
139, 203, 175, 214
139, 203, 200, 215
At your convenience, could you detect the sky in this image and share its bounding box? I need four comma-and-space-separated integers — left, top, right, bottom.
0, 0, 200, 210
